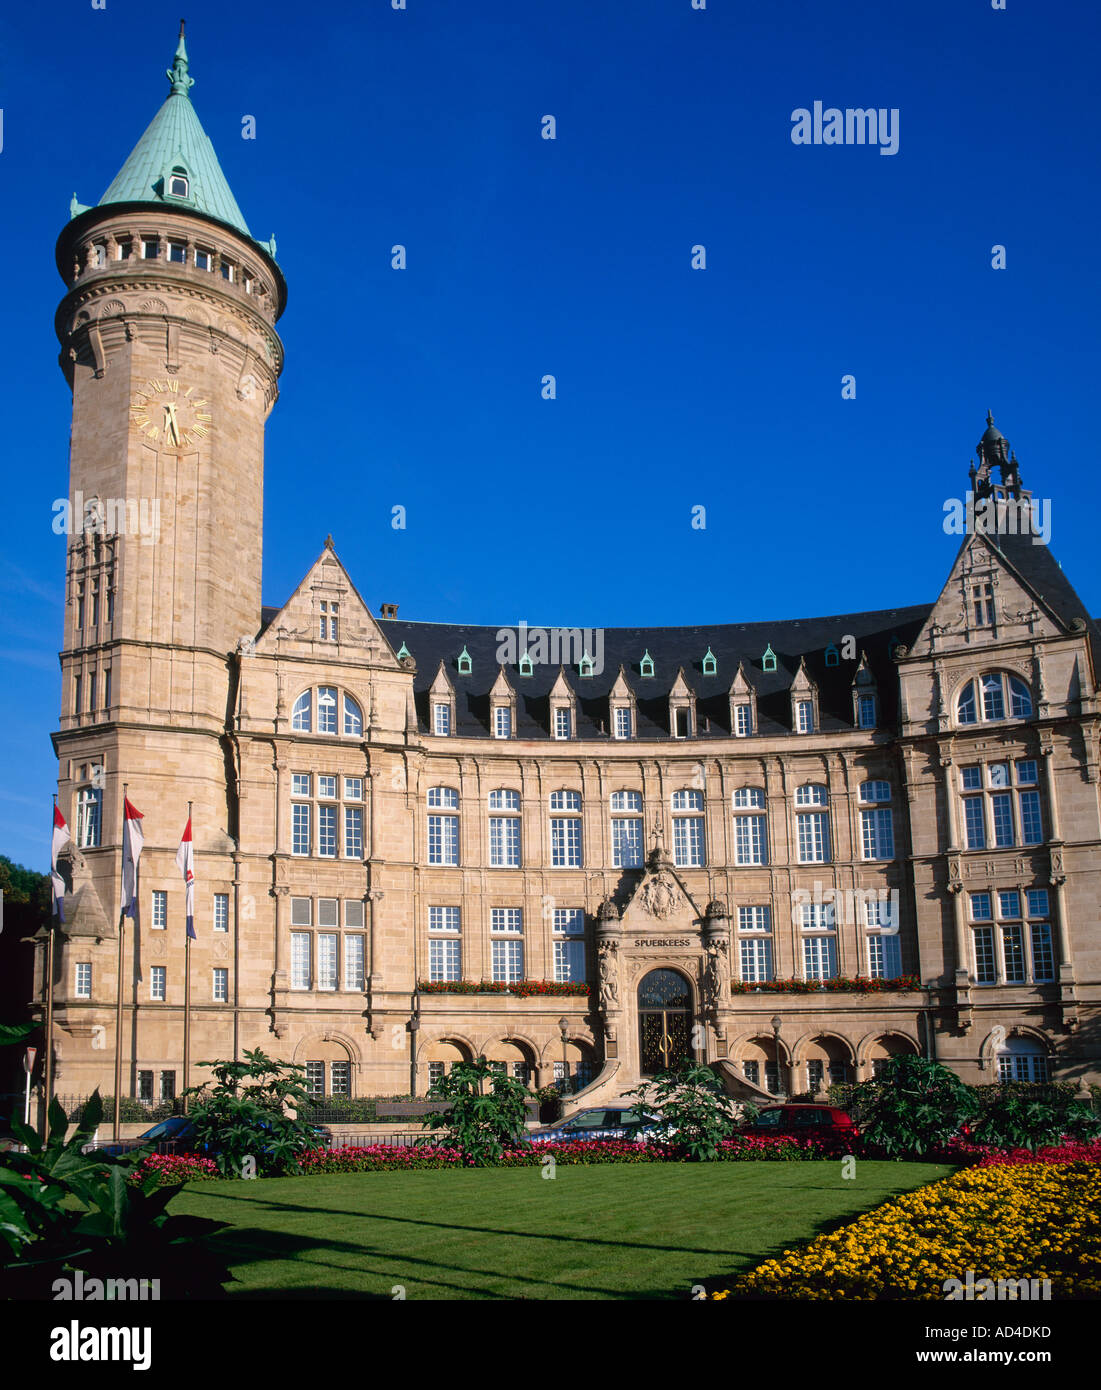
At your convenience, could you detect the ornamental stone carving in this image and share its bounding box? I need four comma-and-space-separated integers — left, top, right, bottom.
639, 872, 680, 920
597, 939, 619, 1010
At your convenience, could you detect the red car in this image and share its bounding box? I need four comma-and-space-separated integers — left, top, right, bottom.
744, 1104, 856, 1137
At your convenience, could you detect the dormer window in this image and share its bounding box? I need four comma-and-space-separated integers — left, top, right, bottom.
518, 651, 533, 677
673, 707, 692, 739
579, 653, 595, 678
795, 699, 814, 733
825, 644, 839, 668
761, 645, 777, 673
168, 170, 189, 198
702, 648, 717, 676
640, 651, 655, 678
457, 647, 472, 675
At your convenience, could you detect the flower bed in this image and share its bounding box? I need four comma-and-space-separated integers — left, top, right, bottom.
416, 979, 590, 997
125, 1152, 219, 1187
937, 1137, 1101, 1167
730, 975, 919, 995
711, 1162, 1101, 1300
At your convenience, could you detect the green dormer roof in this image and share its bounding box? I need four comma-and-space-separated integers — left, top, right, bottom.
91, 23, 253, 239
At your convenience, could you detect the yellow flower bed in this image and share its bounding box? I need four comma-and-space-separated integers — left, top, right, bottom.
712, 1162, 1101, 1300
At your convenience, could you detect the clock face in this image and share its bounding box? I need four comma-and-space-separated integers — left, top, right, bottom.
130, 377, 212, 448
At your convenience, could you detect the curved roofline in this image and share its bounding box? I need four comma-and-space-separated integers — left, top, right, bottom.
55, 202, 287, 320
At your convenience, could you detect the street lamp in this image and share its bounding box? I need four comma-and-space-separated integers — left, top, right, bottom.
558, 1016, 569, 1096
408, 1013, 420, 1098
770, 1014, 785, 1098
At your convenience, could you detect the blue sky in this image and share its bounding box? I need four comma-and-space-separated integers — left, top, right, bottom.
1, 0, 1098, 868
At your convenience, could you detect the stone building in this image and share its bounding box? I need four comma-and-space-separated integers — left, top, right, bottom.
41, 28, 1101, 1110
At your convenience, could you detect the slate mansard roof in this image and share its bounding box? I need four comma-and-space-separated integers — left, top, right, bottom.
383, 605, 930, 740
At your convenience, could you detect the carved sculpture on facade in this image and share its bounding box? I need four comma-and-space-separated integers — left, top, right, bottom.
639, 872, 680, 920
704, 938, 729, 1010
597, 938, 619, 1011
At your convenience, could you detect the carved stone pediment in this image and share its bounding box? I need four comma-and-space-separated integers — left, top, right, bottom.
638, 871, 681, 920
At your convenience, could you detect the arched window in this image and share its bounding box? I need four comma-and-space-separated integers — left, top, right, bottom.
996, 1037, 1050, 1083
794, 784, 828, 807
343, 694, 363, 736
489, 788, 521, 811
957, 672, 1032, 725
317, 686, 338, 734
291, 691, 312, 731
732, 787, 765, 809
859, 781, 891, 803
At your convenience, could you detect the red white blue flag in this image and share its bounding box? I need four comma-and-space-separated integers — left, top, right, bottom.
51, 805, 70, 922
175, 816, 196, 940
121, 798, 144, 919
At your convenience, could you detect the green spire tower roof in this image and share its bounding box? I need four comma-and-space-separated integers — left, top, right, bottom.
90, 21, 253, 239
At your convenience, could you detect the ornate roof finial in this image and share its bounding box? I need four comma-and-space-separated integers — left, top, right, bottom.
168, 19, 194, 98
986, 409, 994, 428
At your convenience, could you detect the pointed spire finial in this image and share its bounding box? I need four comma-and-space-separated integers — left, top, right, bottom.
986, 409, 994, 427
167, 19, 194, 97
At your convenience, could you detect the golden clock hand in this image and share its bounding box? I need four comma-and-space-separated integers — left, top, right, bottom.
163, 402, 180, 446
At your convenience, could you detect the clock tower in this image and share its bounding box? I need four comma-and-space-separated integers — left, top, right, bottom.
49, 25, 285, 1016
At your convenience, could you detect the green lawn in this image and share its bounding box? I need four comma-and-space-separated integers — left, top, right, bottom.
170, 1161, 952, 1300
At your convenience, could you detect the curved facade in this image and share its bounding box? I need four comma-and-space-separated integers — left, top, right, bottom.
41, 30, 1101, 1111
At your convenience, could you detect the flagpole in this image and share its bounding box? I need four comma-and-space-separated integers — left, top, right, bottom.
183, 800, 192, 1113
44, 795, 58, 1132
113, 782, 127, 1142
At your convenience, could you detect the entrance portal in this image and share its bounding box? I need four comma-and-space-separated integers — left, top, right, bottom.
637, 968, 693, 1075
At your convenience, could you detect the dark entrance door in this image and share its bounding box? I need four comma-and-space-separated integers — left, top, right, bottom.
638, 969, 693, 1075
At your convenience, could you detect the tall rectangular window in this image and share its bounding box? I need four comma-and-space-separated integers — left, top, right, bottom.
802, 936, 837, 980
344, 806, 363, 858
74, 674, 83, 716
292, 803, 310, 856
1030, 921, 1054, 982
429, 906, 461, 932
734, 815, 767, 865
858, 694, 876, 729
860, 808, 894, 860
740, 937, 773, 982
150, 966, 166, 1001
491, 938, 524, 983
76, 788, 101, 848
962, 798, 986, 850
489, 816, 521, 867
305, 1062, 325, 1096
75, 963, 92, 998
344, 935, 365, 991
1002, 924, 1026, 983
104, 668, 112, 710
734, 703, 751, 737
614, 707, 632, 739
867, 933, 902, 978
213, 892, 229, 933
611, 816, 643, 868
151, 889, 167, 929
428, 937, 461, 982
433, 703, 450, 736
330, 1061, 351, 1096
428, 813, 459, 865
493, 707, 512, 739
972, 926, 996, 985
991, 793, 1014, 848
554, 707, 571, 740
673, 816, 704, 867
318, 804, 337, 857
291, 932, 311, 990
159, 1072, 176, 1102
213, 968, 228, 1002
1019, 790, 1043, 845
317, 934, 338, 990
796, 700, 813, 733
553, 908, 585, 982
550, 817, 582, 867
796, 812, 829, 863
138, 1071, 154, 1102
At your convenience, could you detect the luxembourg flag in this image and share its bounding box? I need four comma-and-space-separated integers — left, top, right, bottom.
175, 816, 196, 940
121, 798, 144, 919
51, 805, 71, 922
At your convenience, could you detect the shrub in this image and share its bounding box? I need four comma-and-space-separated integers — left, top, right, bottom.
628, 1062, 741, 1161
846, 1055, 979, 1158
183, 1048, 319, 1178
420, 1056, 530, 1165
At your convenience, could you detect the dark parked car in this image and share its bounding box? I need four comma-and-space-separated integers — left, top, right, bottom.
742, 1104, 857, 1137
88, 1114, 332, 1157
528, 1106, 659, 1144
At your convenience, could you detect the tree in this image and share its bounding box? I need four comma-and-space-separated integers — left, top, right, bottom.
628, 1061, 741, 1161
183, 1048, 319, 1178
0, 856, 50, 911
420, 1057, 530, 1165
847, 1055, 979, 1157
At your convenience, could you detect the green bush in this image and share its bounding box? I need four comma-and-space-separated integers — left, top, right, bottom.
183, 1048, 319, 1178
628, 1062, 741, 1161
420, 1057, 530, 1165
970, 1087, 1101, 1151
846, 1055, 979, 1157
